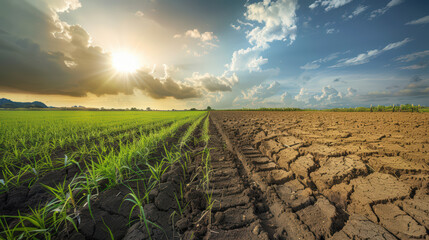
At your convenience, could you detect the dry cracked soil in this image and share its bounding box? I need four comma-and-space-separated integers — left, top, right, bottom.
203, 111, 429, 240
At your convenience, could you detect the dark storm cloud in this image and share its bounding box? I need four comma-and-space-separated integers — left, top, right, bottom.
0, 0, 206, 99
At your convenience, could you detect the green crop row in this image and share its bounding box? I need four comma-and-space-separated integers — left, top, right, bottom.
0, 111, 207, 239
0, 111, 204, 193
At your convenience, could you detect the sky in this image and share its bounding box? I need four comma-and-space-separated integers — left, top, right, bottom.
0, 0, 428, 109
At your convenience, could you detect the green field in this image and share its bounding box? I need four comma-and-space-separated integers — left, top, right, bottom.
0, 111, 207, 239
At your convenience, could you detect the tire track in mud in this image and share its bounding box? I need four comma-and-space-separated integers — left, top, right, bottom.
211, 116, 316, 240
197, 118, 275, 240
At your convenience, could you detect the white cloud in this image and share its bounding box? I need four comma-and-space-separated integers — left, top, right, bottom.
135, 11, 144, 17
326, 28, 337, 34
314, 86, 342, 101
383, 38, 410, 51
309, 0, 353, 11
234, 81, 281, 106
370, 0, 404, 19
245, 0, 298, 48
229, 0, 298, 72
185, 29, 201, 39
228, 46, 263, 71
347, 87, 357, 96
49, 0, 82, 13
237, 19, 254, 27
248, 56, 269, 72
294, 88, 307, 101
280, 92, 288, 102
387, 0, 404, 8
331, 38, 411, 67
400, 62, 429, 70
201, 31, 216, 42
405, 15, 429, 25
301, 63, 320, 70
396, 50, 429, 62
345, 5, 368, 19
300, 51, 342, 70
174, 29, 218, 43
292, 86, 359, 108
174, 28, 218, 56
186, 72, 238, 92
231, 24, 241, 30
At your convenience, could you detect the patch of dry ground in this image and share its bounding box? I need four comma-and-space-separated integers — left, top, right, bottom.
211, 111, 429, 239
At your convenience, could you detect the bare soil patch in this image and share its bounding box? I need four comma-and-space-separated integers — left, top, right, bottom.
211, 111, 429, 239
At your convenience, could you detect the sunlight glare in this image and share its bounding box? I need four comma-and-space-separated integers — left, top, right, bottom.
111, 51, 141, 73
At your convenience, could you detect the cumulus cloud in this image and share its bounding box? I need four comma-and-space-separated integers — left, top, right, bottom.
48, 0, 82, 13
244, 81, 280, 100
331, 38, 411, 67
229, 80, 363, 109
174, 28, 218, 56
347, 87, 357, 96
233, 81, 281, 106
309, 0, 353, 11
294, 88, 307, 101
280, 92, 289, 102
228, 46, 265, 72
229, 0, 298, 72
186, 72, 238, 92
406, 15, 429, 25
314, 86, 342, 101
245, 0, 297, 48
180, 29, 218, 42
248, 56, 269, 72
370, 0, 404, 19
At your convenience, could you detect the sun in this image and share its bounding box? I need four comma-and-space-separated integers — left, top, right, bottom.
111, 51, 141, 73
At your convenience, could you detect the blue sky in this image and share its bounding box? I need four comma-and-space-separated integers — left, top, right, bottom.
0, 0, 428, 109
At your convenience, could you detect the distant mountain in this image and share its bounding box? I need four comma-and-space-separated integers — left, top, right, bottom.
0, 98, 48, 108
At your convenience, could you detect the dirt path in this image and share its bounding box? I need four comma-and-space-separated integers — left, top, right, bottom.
210, 111, 429, 240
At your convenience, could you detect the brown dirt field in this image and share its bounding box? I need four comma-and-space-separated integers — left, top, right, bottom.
208, 111, 429, 240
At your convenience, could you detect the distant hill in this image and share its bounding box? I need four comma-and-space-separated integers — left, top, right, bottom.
0, 98, 48, 108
